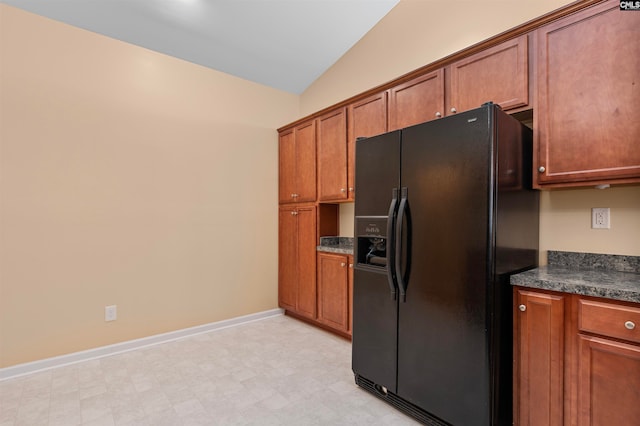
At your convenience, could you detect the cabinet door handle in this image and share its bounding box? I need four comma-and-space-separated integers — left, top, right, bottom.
341, 262, 346, 267
341, 188, 346, 193
625, 321, 636, 330
435, 112, 442, 118
349, 263, 353, 268
518, 304, 526, 312
291, 211, 298, 216
348, 187, 354, 192
538, 166, 546, 173
450, 107, 457, 114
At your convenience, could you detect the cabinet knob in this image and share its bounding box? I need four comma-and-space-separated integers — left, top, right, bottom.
341, 262, 346, 267
291, 211, 298, 216
625, 321, 636, 330
538, 166, 546, 173
450, 107, 457, 114
341, 188, 346, 193
518, 304, 526, 312
435, 112, 442, 118
349, 263, 353, 268
348, 187, 354, 192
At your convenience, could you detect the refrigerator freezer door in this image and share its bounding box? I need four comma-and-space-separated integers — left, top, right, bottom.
397, 107, 494, 425
352, 130, 401, 393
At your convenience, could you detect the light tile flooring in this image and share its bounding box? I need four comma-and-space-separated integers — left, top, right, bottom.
0, 315, 420, 425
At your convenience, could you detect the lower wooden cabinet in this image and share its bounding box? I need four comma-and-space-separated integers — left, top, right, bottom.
576, 298, 640, 426
278, 204, 339, 319
514, 287, 640, 426
278, 205, 318, 319
317, 252, 353, 336
513, 288, 566, 426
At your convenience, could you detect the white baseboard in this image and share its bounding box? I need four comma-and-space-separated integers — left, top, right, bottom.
0, 308, 284, 382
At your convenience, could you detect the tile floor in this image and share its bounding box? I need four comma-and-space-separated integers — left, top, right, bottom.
0, 315, 420, 425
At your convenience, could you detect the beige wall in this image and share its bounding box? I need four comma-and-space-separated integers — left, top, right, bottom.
307, 0, 640, 259
0, 5, 299, 368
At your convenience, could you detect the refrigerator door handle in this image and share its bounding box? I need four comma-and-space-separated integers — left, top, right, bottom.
395, 187, 409, 302
386, 188, 398, 300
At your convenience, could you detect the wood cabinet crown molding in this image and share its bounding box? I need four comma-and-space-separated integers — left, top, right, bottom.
278, 0, 604, 133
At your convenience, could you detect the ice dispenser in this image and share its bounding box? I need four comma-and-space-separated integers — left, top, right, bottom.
355, 217, 388, 268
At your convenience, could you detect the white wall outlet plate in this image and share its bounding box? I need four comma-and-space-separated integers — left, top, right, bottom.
105, 305, 117, 321
591, 208, 610, 229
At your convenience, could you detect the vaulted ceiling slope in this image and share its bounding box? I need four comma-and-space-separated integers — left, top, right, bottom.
2, 0, 400, 94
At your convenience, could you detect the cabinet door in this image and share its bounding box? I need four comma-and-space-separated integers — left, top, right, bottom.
449, 35, 528, 113
278, 207, 297, 310
534, 0, 640, 186
577, 335, 640, 426
278, 129, 296, 204
317, 108, 348, 201
295, 206, 317, 319
294, 121, 317, 202
389, 69, 444, 131
317, 253, 349, 333
348, 92, 388, 200
514, 288, 565, 426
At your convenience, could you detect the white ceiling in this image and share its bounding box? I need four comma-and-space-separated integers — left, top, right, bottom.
2, 0, 400, 94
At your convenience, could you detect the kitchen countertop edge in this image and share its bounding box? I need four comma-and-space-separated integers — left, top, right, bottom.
511, 265, 640, 304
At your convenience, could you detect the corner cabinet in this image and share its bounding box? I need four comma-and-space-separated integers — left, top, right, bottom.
317, 252, 354, 336
514, 287, 640, 426
278, 120, 316, 204
534, 0, 640, 187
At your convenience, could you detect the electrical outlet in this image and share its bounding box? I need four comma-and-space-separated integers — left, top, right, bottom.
591, 208, 610, 229
105, 305, 117, 321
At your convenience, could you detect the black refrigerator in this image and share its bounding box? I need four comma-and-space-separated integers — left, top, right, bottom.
351, 103, 539, 426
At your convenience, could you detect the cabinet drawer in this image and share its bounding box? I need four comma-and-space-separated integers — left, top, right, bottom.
579, 299, 640, 344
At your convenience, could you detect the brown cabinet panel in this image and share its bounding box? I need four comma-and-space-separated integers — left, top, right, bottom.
278, 207, 297, 311
278, 205, 318, 319
578, 299, 640, 344
389, 70, 444, 131
449, 35, 528, 113
577, 335, 640, 426
317, 108, 348, 202
295, 121, 317, 202
278, 129, 296, 204
279, 120, 316, 204
348, 92, 388, 200
296, 206, 317, 319
317, 253, 349, 333
514, 288, 565, 426
534, 0, 640, 186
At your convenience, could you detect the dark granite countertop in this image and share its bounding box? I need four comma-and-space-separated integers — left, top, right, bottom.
317, 237, 354, 255
511, 251, 640, 304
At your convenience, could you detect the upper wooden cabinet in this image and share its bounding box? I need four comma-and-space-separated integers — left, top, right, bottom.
279, 120, 316, 204
388, 35, 529, 132
317, 108, 349, 202
534, 0, 640, 187
388, 69, 445, 131
348, 92, 388, 200
448, 35, 529, 114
